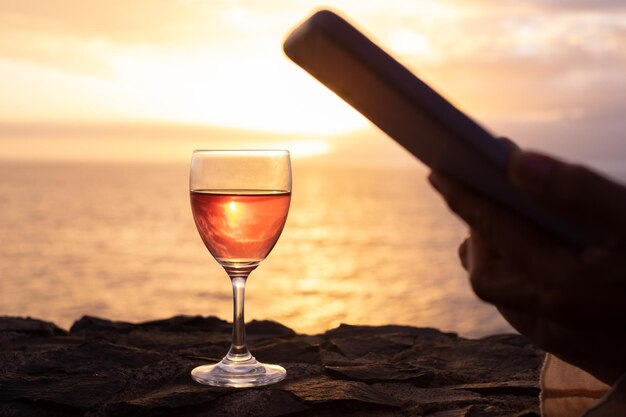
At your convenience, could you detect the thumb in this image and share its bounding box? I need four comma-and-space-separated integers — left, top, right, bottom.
508, 151, 626, 234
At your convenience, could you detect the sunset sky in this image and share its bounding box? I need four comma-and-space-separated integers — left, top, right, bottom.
1, 0, 626, 167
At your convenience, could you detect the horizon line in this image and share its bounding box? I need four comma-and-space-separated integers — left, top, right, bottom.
0, 120, 366, 139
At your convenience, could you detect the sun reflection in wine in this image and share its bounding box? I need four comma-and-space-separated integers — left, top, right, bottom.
225, 198, 244, 241
191, 191, 291, 264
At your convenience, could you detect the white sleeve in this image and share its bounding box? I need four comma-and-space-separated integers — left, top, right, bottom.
540, 354, 609, 417
582, 372, 626, 417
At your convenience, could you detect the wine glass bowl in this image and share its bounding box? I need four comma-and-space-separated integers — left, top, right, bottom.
189, 150, 291, 387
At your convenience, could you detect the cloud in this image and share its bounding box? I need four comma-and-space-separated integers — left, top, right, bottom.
0, 0, 190, 73
374, 1, 626, 128
526, 0, 626, 9
0, 0, 282, 74
0, 0, 216, 44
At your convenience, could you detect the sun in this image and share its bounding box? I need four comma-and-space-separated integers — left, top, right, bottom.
270, 139, 332, 158
108, 48, 368, 136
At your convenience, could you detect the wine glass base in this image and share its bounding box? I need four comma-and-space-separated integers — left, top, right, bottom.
191, 356, 286, 388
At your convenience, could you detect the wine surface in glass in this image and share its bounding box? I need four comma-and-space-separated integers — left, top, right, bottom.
190, 190, 291, 264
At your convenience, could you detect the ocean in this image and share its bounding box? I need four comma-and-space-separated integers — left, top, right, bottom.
0, 160, 516, 337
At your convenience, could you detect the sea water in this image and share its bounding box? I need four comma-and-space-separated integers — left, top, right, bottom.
0, 160, 514, 336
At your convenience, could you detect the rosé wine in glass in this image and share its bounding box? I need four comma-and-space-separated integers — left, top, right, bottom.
189, 150, 291, 388
190, 191, 291, 264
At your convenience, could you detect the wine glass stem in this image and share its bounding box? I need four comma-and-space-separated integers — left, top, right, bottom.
226, 276, 252, 361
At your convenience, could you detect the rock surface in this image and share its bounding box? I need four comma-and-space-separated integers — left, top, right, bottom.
0, 316, 544, 416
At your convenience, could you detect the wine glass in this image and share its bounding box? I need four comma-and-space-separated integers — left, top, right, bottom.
189, 150, 291, 387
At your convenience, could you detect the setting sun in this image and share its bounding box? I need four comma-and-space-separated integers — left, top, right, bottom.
107, 50, 368, 135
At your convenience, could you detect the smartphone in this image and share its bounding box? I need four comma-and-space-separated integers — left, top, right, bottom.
283, 9, 601, 248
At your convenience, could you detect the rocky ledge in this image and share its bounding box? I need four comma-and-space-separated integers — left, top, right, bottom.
0, 316, 543, 416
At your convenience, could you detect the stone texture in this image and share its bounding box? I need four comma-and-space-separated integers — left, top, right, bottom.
0, 316, 544, 416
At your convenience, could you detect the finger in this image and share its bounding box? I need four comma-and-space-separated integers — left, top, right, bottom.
458, 237, 469, 270
466, 241, 626, 327
466, 232, 580, 320
428, 171, 552, 261
508, 151, 626, 235
541, 286, 626, 328
496, 136, 520, 152
466, 232, 538, 309
466, 230, 499, 272
463, 232, 626, 329
537, 250, 626, 326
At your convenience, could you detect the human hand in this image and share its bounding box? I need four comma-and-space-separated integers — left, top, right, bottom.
428, 150, 626, 385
